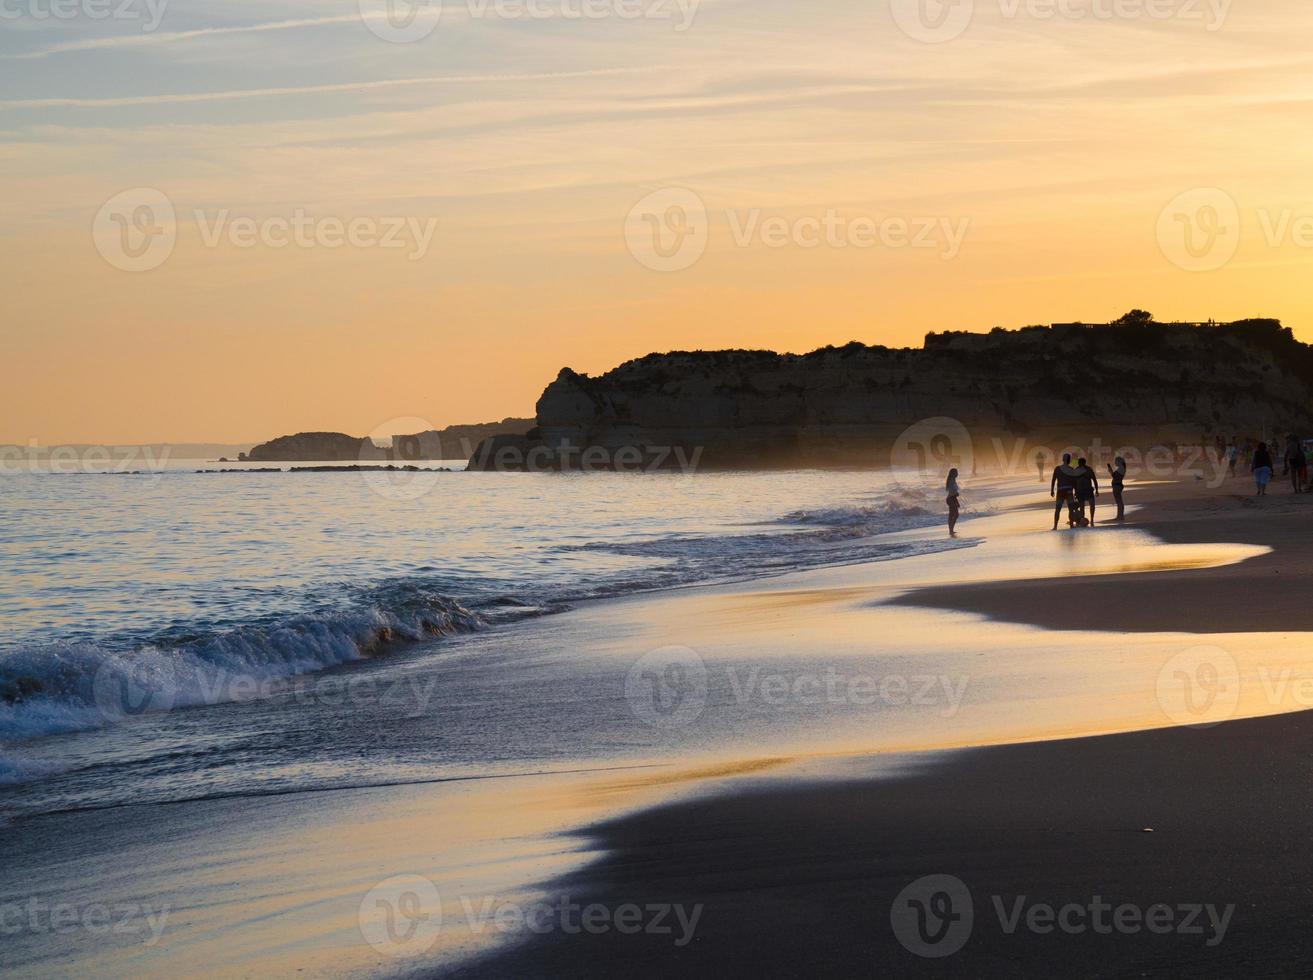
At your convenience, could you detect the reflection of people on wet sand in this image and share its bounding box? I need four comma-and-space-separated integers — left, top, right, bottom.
1049, 453, 1078, 530
946, 468, 961, 537
1074, 457, 1099, 526
1106, 455, 1126, 522
1252, 442, 1273, 496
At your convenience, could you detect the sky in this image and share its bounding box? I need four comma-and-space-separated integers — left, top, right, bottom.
3, 0, 1312, 443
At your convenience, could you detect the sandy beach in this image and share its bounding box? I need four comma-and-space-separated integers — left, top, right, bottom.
451, 474, 1313, 977
13, 1, 1313, 973
898, 478, 1313, 633
6, 473, 1313, 978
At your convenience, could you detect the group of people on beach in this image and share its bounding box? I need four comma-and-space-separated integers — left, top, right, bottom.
1049, 454, 1125, 529
944, 431, 1312, 536
1221, 434, 1310, 496
943, 452, 1127, 537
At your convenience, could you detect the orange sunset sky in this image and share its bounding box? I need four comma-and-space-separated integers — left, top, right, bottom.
3, 0, 1312, 444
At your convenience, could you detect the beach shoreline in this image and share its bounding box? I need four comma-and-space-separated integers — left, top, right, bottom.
894, 475, 1313, 633
6, 472, 1313, 978
451, 474, 1313, 977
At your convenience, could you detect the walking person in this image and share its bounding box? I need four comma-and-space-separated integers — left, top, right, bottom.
1252, 442, 1274, 496
1290, 438, 1307, 494
1226, 440, 1238, 477
1050, 453, 1078, 530
1107, 455, 1126, 522
1074, 456, 1099, 526
946, 467, 962, 537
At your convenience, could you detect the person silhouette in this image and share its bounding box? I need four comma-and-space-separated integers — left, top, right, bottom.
1252, 442, 1273, 496
1074, 457, 1099, 525
1050, 453, 1077, 530
1289, 437, 1306, 494
1106, 455, 1126, 521
946, 468, 961, 537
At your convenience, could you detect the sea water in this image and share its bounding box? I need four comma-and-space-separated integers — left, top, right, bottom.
0, 462, 959, 811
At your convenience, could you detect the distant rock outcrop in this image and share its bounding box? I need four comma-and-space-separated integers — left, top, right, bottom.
242, 432, 381, 462
242, 418, 532, 463
468, 318, 1313, 471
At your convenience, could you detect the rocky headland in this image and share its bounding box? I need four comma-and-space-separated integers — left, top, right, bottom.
468, 315, 1313, 471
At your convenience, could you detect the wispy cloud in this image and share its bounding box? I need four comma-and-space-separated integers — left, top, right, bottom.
6, 15, 365, 61
0, 66, 674, 109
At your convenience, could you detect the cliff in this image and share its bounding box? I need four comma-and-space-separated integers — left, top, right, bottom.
242, 418, 532, 463
468, 316, 1313, 471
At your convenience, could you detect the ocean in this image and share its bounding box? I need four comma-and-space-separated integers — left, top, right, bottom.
0, 462, 961, 816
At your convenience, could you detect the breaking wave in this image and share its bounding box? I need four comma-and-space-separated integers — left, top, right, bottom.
1, 481, 972, 781
0, 593, 482, 745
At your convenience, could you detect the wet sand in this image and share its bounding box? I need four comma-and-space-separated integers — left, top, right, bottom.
896, 476, 1313, 632
9, 474, 1311, 978
456, 709, 1313, 978
454, 476, 1313, 977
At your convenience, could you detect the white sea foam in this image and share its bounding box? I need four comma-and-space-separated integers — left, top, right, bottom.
1, 474, 973, 780
0, 594, 483, 749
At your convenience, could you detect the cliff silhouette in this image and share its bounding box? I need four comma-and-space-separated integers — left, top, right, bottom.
468, 316, 1313, 471
242, 418, 533, 463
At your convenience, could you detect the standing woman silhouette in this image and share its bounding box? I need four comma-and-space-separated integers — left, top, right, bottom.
1107, 455, 1127, 521
946, 468, 961, 537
